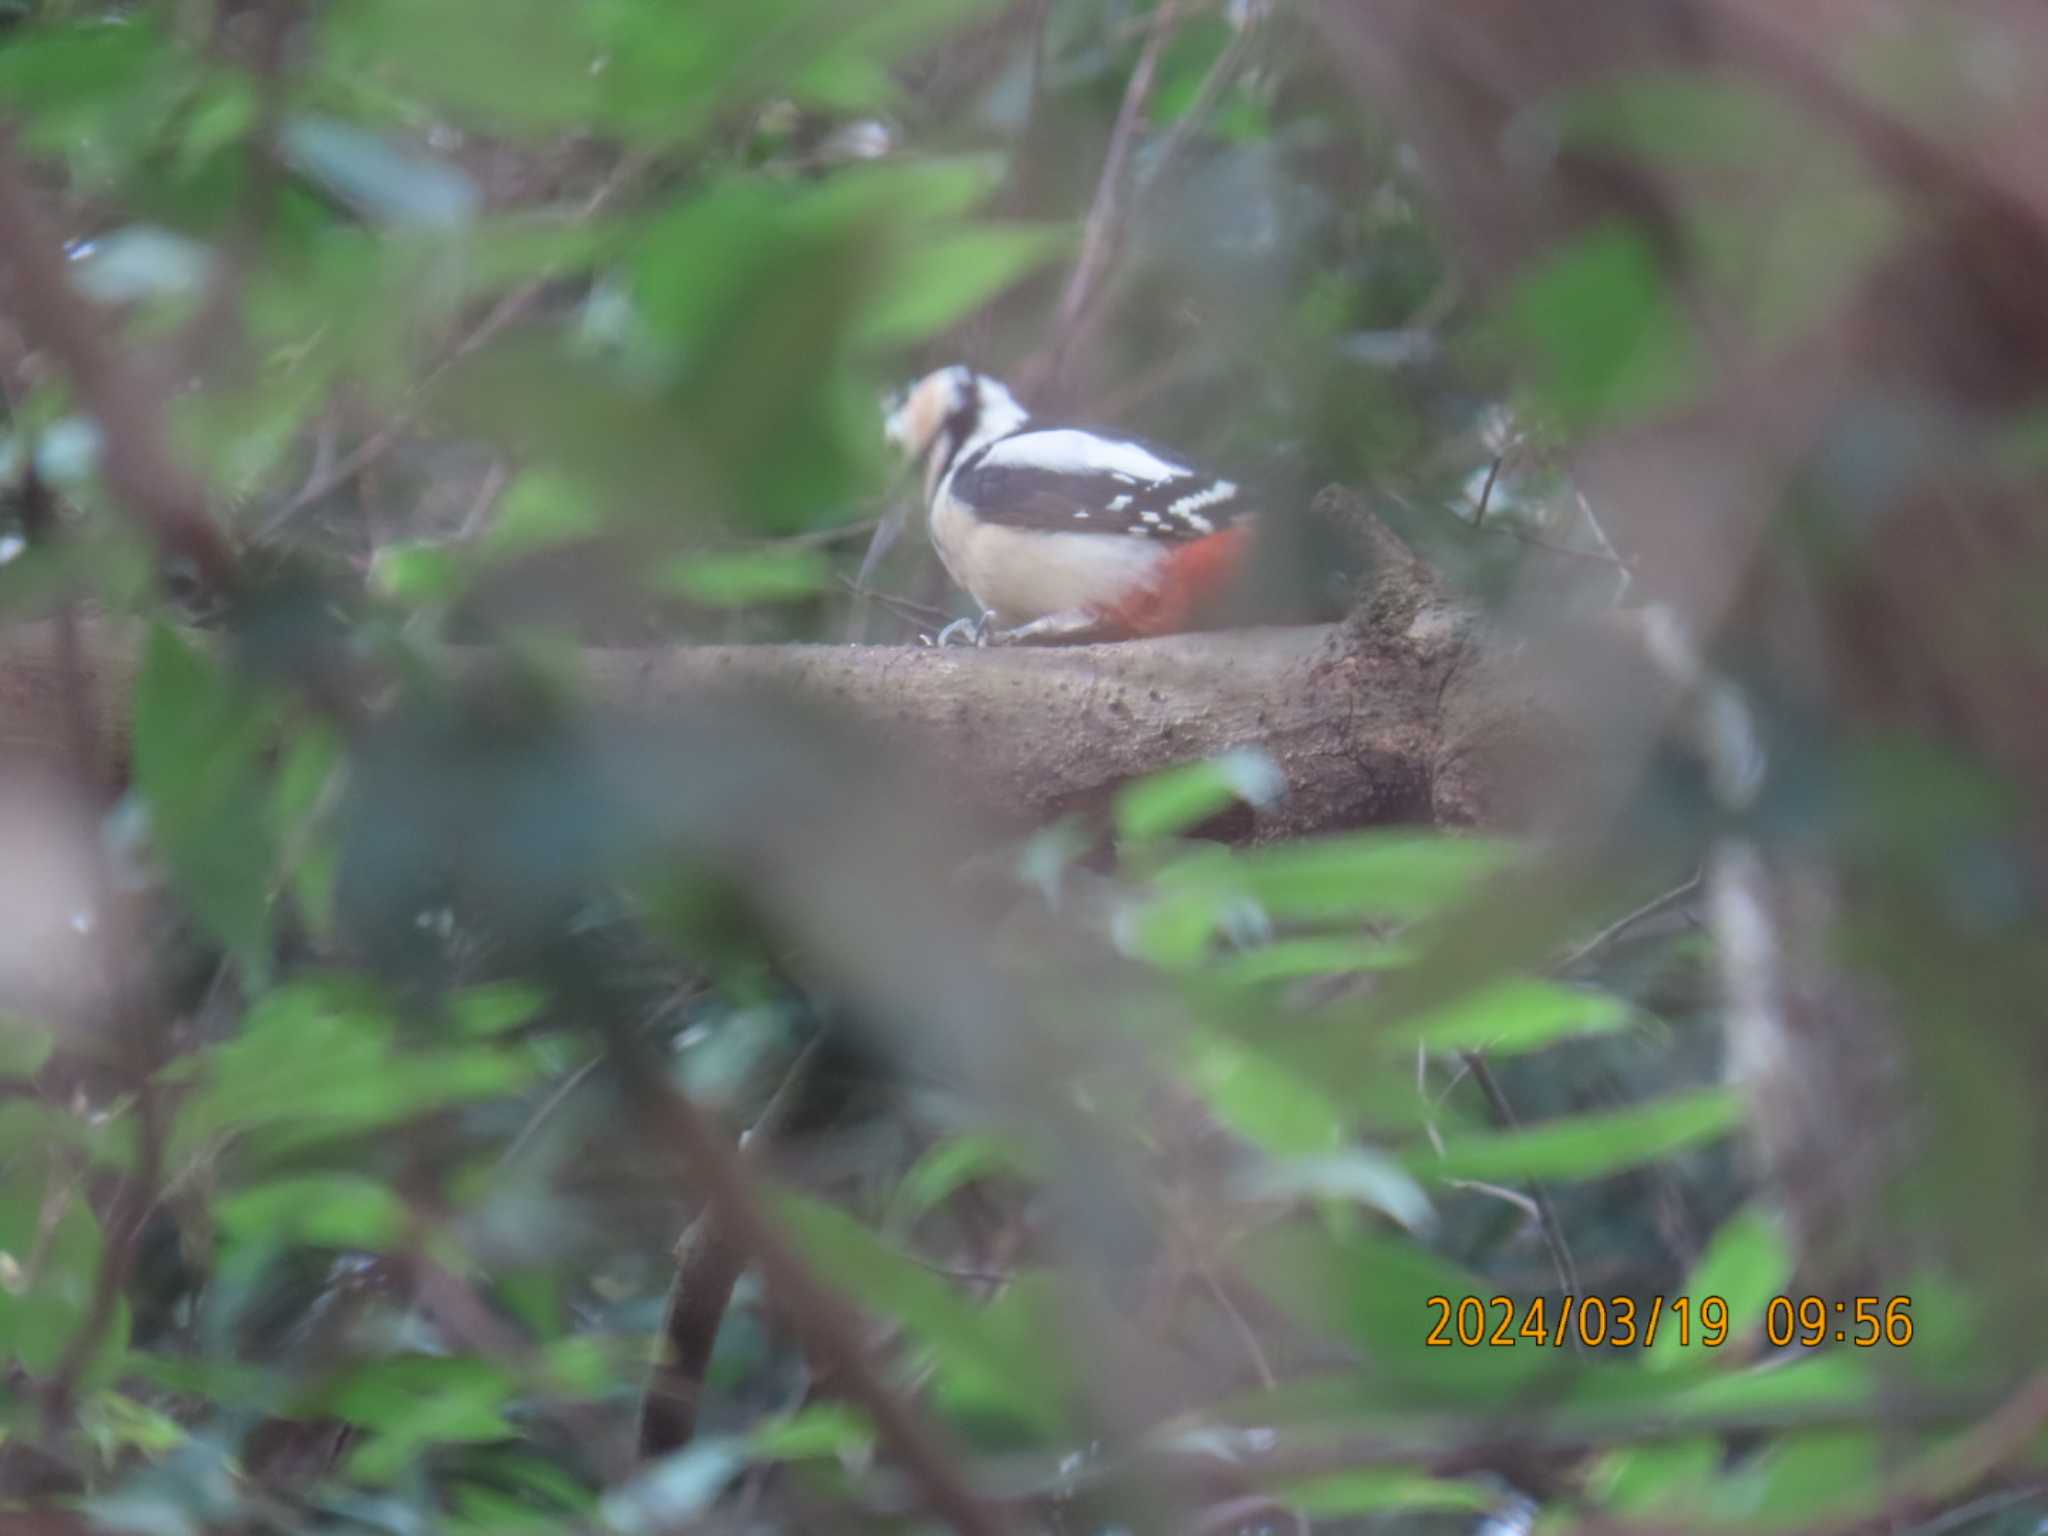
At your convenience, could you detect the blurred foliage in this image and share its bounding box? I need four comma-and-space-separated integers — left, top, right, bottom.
0, 1, 2034, 1534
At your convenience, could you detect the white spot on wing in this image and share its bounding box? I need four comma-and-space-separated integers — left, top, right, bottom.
1164, 479, 1239, 534
1107, 495, 1131, 511
1168, 480, 1237, 516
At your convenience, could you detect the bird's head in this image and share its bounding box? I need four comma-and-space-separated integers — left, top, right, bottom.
882, 365, 1029, 478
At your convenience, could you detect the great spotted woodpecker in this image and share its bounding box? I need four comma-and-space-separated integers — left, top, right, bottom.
883, 365, 1254, 644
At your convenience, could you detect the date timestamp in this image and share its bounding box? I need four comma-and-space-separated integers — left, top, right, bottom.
1425, 1295, 1915, 1349
1425, 1294, 1728, 1349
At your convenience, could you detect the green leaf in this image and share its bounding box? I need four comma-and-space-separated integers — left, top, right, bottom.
1181, 1030, 1344, 1158
1115, 882, 1258, 970
630, 180, 819, 353
818, 156, 1011, 223
132, 625, 276, 976
1240, 1223, 1552, 1405
747, 1402, 876, 1462
1587, 1436, 1719, 1515
174, 76, 258, 178
1398, 978, 1632, 1054
1646, 1204, 1792, 1369
269, 720, 341, 839
78, 1392, 190, 1460
0, 17, 178, 178
1710, 1429, 1883, 1527
170, 979, 536, 1163
322, 0, 601, 134
1282, 1469, 1495, 1517
887, 1132, 1040, 1235
1561, 74, 1798, 170
775, 1194, 1066, 1435
371, 540, 466, 604
0, 1100, 98, 1164
270, 723, 343, 939
484, 470, 604, 558
450, 1451, 596, 1533
657, 547, 831, 607
540, 1336, 619, 1396
125, 1353, 282, 1408
217, 1174, 410, 1251
790, 0, 1009, 111
450, 981, 551, 1036
1115, 749, 1285, 845
1156, 832, 1514, 925
0, 1013, 53, 1077
1663, 1351, 1875, 1422
324, 1355, 520, 1484
853, 223, 1070, 347
1511, 223, 1700, 428
1502, 1348, 1881, 1436
1212, 936, 1417, 986
1231, 1151, 1435, 1234
1151, 17, 1235, 126
0, 1187, 127, 1382
1410, 1087, 1739, 1184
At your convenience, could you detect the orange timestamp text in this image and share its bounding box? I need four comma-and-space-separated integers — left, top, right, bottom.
1425, 1294, 1729, 1349
1764, 1295, 1914, 1347
1424, 1294, 1916, 1349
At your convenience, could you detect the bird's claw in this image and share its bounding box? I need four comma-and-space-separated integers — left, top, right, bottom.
931, 614, 993, 648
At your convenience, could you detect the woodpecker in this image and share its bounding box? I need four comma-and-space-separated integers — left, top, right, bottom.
882, 365, 1254, 644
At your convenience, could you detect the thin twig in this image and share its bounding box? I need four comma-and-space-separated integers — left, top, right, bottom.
18, 465, 101, 792
1458, 1050, 1581, 1298
1196, 1262, 1276, 1390
405, 1242, 631, 1484
290, 413, 339, 511
456, 459, 510, 541
902, 1254, 1021, 1287
44, 1083, 165, 1432
1476, 518, 1628, 568
1574, 490, 1633, 606
1041, 0, 1187, 392
1471, 453, 1504, 528
1140, 4, 1261, 200
495, 1049, 606, 1172
1909, 1484, 2048, 1536
262, 152, 652, 535
836, 574, 953, 633
0, 129, 239, 591
844, 499, 909, 643
639, 1041, 818, 1461
777, 514, 881, 550
1553, 870, 1703, 974
172, 0, 298, 380
1052, 0, 1259, 390
604, 1026, 1013, 1536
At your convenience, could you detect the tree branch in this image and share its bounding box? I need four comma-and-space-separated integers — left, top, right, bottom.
0, 491, 1669, 840
0, 130, 239, 593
